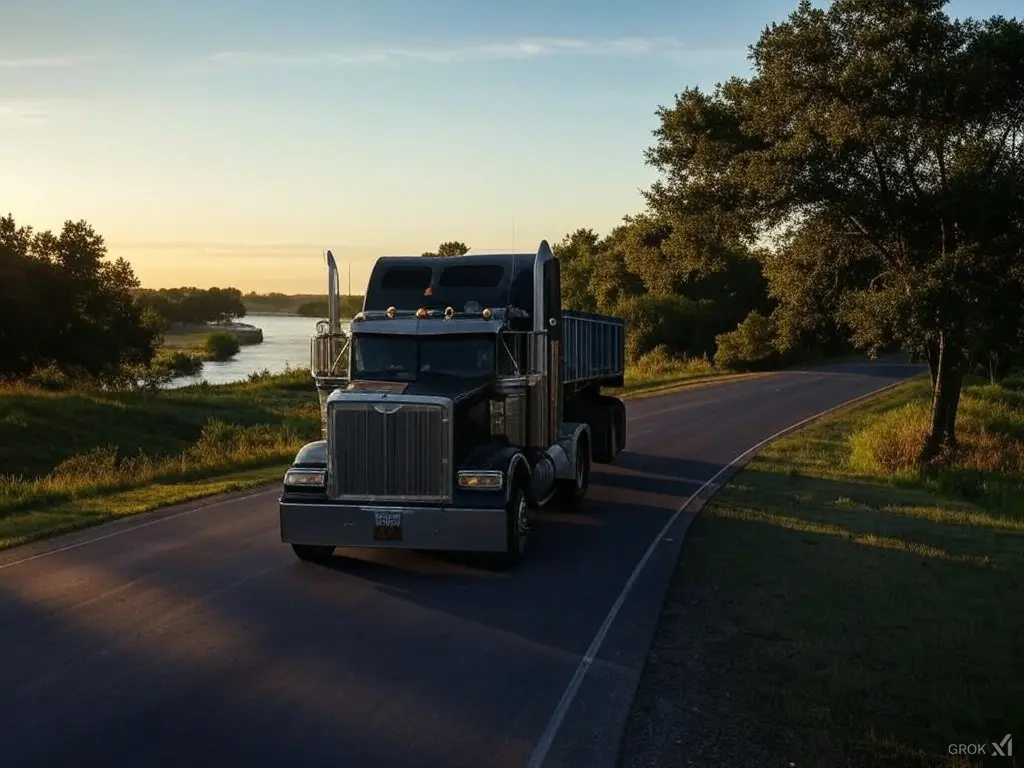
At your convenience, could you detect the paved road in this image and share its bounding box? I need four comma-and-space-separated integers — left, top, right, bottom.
0, 359, 922, 768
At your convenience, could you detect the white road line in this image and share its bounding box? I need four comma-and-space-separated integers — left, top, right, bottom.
525, 376, 918, 768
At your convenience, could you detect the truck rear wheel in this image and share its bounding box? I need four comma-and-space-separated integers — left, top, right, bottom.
556, 434, 590, 507
291, 544, 335, 564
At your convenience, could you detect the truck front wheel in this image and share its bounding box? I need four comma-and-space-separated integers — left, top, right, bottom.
291, 544, 335, 564
491, 482, 529, 569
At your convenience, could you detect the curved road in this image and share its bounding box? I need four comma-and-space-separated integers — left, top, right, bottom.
0, 358, 922, 768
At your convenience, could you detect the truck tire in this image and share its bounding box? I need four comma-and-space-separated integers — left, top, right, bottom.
291, 544, 335, 564
596, 395, 626, 459
491, 482, 529, 569
556, 433, 590, 507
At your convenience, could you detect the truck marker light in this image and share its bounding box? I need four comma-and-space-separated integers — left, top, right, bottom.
482, 307, 493, 319
353, 312, 366, 322
457, 471, 504, 489
416, 307, 429, 318
444, 306, 455, 319
386, 306, 397, 318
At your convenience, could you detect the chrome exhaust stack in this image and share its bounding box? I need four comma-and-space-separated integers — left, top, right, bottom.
327, 249, 341, 335
312, 249, 350, 437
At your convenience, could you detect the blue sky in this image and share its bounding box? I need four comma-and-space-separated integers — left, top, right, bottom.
1, 0, 1017, 292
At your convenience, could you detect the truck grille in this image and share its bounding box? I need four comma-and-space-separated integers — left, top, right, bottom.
328, 399, 452, 501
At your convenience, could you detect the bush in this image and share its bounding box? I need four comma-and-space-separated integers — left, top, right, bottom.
848, 389, 1024, 477
848, 402, 931, 474
204, 332, 241, 361
714, 310, 780, 371
627, 344, 714, 381
616, 294, 732, 362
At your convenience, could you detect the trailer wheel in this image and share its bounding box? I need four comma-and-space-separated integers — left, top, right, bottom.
291, 544, 335, 564
556, 433, 590, 506
491, 482, 529, 569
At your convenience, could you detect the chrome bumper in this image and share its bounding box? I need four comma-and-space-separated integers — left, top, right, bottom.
279, 501, 508, 552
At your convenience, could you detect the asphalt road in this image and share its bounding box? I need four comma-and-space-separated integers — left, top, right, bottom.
0, 358, 922, 768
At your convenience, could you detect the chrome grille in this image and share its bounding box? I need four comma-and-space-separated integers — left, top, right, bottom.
328, 398, 452, 501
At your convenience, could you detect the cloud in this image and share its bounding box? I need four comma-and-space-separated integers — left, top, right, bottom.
0, 98, 89, 125
0, 53, 129, 69
189, 37, 733, 72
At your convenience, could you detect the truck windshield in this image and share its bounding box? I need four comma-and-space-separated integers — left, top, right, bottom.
351, 335, 496, 381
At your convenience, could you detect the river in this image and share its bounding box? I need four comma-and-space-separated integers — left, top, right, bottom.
166, 314, 349, 388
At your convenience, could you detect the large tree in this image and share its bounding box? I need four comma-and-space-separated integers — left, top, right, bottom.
645, 0, 1024, 458
0, 214, 162, 381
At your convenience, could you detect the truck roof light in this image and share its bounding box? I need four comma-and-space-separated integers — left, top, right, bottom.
444, 306, 455, 319
386, 306, 397, 318
482, 307, 493, 319
416, 307, 429, 318
352, 311, 366, 322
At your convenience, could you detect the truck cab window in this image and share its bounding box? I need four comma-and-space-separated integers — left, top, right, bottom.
351, 335, 496, 381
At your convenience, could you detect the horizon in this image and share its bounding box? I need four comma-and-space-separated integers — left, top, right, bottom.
2, 0, 1015, 294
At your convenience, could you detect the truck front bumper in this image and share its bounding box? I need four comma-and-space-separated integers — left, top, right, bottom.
279, 500, 508, 552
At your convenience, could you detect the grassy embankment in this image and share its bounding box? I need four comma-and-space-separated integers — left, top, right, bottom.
623, 372, 1023, 768
0, 347, 733, 549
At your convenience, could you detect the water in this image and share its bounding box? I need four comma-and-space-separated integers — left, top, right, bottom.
166, 314, 349, 388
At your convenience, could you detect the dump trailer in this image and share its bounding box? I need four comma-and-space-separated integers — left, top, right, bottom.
279, 240, 627, 567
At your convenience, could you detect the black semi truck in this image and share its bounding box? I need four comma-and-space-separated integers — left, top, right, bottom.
278, 240, 627, 567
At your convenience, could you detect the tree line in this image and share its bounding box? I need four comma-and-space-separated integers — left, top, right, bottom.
3, 0, 1021, 457
134, 287, 247, 326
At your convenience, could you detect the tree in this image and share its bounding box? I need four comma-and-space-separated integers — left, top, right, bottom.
422, 241, 470, 257
644, 0, 1024, 459
0, 214, 162, 381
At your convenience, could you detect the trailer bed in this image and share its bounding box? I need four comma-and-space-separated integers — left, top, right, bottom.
561, 310, 626, 386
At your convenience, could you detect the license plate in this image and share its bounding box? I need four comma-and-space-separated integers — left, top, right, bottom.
373, 510, 403, 541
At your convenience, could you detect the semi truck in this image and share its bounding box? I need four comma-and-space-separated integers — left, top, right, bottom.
278, 240, 627, 568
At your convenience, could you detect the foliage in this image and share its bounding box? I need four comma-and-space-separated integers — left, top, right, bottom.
643, 0, 1024, 457
135, 286, 247, 324
0, 213, 162, 383
243, 292, 324, 314
295, 295, 364, 318
204, 331, 241, 361
422, 241, 470, 257
714, 311, 782, 371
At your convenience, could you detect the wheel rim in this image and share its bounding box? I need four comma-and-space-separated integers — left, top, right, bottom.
516, 494, 529, 549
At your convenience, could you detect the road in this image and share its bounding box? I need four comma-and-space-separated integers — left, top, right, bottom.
0, 358, 922, 768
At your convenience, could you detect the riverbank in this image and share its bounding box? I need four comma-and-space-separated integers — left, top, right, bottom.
620, 373, 1024, 768
0, 352, 741, 549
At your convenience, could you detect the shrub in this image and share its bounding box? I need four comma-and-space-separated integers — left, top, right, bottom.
205, 332, 241, 361
616, 294, 731, 362
848, 391, 1024, 477
848, 402, 931, 474
714, 311, 780, 371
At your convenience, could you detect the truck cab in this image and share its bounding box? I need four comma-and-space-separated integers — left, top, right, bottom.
279, 241, 627, 568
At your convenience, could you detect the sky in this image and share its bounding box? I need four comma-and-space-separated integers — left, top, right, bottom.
1, 0, 1018, 294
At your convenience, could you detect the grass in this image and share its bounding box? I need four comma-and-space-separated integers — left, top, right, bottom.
620, 374, 1024, 768
0, 366, 320, 549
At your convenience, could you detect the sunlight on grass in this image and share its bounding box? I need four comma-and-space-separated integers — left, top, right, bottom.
636, 374, 1024, 767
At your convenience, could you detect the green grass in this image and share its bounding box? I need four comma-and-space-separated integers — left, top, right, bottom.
0, 367, 321, 549
622, 375, 1023, 768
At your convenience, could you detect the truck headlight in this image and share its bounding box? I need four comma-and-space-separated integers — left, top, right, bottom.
284, 468, 327, 487
457, 470, 504, 490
